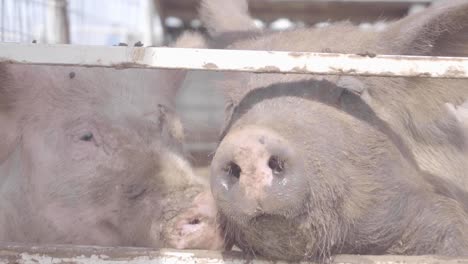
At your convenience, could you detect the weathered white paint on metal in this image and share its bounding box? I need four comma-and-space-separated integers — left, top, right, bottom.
0, 43, 468, 79
0, 244, 467, 264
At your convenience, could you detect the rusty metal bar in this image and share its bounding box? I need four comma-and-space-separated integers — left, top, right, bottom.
0, 243, 467, 264
1, 43, 468, 79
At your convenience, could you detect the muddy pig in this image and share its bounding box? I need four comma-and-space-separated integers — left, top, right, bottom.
0, 32, 224, 249
200, 0, 468, 260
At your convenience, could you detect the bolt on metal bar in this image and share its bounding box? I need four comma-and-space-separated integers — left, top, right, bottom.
0, 243, 467, 264
1, 43, 468, 79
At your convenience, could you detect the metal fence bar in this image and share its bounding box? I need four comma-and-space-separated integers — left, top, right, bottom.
0, 243, 467, 264
1, 43, 468, 79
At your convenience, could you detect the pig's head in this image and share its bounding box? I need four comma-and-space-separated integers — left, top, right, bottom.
209, 0, 468, 260
211, 78, 426, 260
0, 63, 197, 246
0, 32, 223, 248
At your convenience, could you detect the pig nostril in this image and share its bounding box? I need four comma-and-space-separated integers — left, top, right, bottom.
80, 132, 94, 142
268, 156, 284, 175
224, 162, 241, 180
189, 218, 200, 225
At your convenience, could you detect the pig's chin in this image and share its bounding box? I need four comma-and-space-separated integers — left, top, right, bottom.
230, 194, 309, 227
249, 209, 306, 226
223, 209, 312, 262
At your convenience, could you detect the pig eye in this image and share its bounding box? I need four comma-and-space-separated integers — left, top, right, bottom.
268, 156, 284, 175
224, 162, 241, 179
80, 132, 94, 142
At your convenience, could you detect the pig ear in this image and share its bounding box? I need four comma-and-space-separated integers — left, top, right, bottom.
218, 96, 236, 140
158, 104, 185, 146
214, 72, 249, 106
336, 76, 373, 105
0, 64, 20, 162
385, 1, 468, 56
171, 31, 207, 49
213, 74, 250, 140
159, 32, 207, 100
199, 0, 257, 36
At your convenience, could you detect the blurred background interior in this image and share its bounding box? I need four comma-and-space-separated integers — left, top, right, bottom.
0, 0, 435, 168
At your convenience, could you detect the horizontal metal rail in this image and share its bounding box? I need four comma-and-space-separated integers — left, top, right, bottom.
0, 243, 467, 264
1, 43, 468, 79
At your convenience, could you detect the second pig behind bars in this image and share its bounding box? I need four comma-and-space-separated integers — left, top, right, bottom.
0, 32, 225, 250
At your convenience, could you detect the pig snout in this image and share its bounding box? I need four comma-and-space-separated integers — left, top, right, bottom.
211, 126, 308, 220
162, 191, 225, 250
